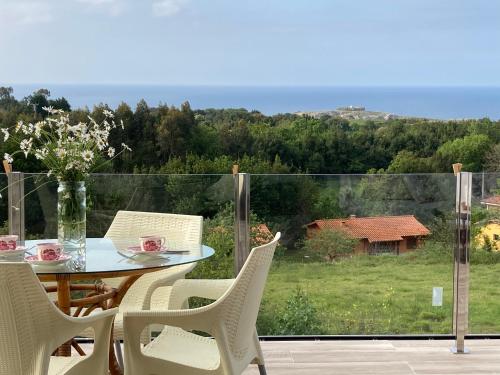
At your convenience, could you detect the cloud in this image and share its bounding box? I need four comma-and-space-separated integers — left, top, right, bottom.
0, 1, 53, 26
76, 0, 126, 16
152, 0, 188, 17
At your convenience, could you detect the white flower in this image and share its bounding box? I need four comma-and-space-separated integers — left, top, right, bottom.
103, 109, 114, 118
121, 143, 132, 151
107, 147, 115, 158
34, 123, 43, 138
20, 138, 33, 157
3, 153, 13, 164
15, 120, 23, 133
42, 106, 55, 114
96, 140, 106, 150
1, 128, 9, 141
55, 148, 67, 158
20, 123, 31, 135
82, 150, 94, 163
34, 148, 49, 160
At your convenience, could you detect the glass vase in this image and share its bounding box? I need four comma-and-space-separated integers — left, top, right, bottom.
57, 181, 86, 269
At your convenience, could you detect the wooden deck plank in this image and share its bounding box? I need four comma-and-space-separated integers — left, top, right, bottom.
78, 339, 500, 374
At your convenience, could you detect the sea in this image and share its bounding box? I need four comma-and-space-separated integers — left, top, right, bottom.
6, 84, 500, 120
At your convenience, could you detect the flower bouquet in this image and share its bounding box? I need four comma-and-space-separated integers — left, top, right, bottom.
2, 106, 130, 268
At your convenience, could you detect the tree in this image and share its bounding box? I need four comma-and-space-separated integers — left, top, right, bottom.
48, 97, 71, 112
484, 144, 500, 172
434, 134, 493, 172
387, 151, 433, 173
24, 89, 50, 116
312, 186, 345, 219
303, 228, 357, 262
0, 87, 16, 107
156, 102, 195, 160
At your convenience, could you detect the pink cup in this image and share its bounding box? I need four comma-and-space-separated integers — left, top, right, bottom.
36, 243, 64, 261
140, 236, 165, 252
0, 235, 18, 251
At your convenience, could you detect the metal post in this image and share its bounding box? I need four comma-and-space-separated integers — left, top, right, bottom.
7, 172, 25, 242
451, 171, 471, 354
234, 172, 250, 275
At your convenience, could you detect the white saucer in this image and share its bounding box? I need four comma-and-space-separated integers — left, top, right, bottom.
25, 254, 71, 266
0, 247, 29, 260
124, 246, 170, 255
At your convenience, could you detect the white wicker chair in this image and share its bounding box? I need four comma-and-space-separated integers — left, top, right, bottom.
77, 211, 203, 366
0, 262, 117, 375
123, 232, 280, 375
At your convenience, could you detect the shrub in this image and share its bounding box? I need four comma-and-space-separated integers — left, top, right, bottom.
273, 287, 323, 335
411, 240, 452, 264
471, 248, 500, 265
303, 228, 357, 262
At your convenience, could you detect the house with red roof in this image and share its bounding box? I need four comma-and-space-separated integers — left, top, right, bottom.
306, 215, 430, 255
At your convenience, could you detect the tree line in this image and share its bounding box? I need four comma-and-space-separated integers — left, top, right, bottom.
0, 87, 499, 175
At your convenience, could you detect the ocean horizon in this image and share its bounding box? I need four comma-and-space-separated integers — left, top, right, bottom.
5, 84, 500, 120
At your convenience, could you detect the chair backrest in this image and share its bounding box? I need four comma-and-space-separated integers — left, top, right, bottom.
220, 232, 280, 364
0, 262, 59, 375
105, 210, 203, 245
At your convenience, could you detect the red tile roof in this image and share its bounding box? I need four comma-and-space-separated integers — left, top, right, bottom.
307, 215, 430, 243
482, 196, 500, 206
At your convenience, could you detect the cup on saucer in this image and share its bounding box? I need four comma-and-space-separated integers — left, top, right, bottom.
139, 236, 165, 252
0, 235, 18, 251
36, 243, 64, 261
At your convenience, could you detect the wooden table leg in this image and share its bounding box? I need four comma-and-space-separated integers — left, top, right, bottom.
56, 274, 72, 356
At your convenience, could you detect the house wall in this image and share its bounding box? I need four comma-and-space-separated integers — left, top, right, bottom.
355, 240, 367, 255
306, 226, 319, 238
399, 239, 409, 253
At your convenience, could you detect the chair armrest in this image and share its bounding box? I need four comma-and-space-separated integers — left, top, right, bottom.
124, 303, 218, 340
52, 307, 118, 349
168, 279, 234, 309
140, 264, 197, 309
56, 308, 118, 375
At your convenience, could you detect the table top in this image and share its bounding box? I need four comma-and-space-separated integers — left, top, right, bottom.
24, 238, 214, 280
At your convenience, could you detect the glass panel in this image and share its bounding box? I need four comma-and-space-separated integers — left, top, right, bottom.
22, 173, 235, 278
251, 174, 456, 335
0, 174, 8, 235
469, 172, 500, 334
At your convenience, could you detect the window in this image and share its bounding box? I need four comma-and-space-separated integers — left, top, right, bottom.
494, 234, 500, 241
368, 241, 398, 255
406, 237, 418, 249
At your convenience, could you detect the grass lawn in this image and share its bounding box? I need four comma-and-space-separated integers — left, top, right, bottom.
257, 253, 500, 335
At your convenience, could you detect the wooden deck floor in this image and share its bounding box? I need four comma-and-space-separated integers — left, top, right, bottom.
241, 339, 500, 375
81, 339, 500, 374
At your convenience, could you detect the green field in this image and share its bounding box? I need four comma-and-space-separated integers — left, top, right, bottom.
256, 252, 500, 335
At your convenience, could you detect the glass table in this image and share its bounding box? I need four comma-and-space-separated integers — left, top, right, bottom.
25, 238, 215, 375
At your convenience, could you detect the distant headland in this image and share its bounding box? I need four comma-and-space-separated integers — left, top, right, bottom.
295, 106, 401, 120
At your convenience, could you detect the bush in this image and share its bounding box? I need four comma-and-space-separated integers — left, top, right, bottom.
191, 202, 281, 279
303, 228, 357, 262
471, 248, 500, 265
410, 240, 452, 264
272, 287, 323, 335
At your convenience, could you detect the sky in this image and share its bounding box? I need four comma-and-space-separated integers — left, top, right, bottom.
0, 0, 499, 86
